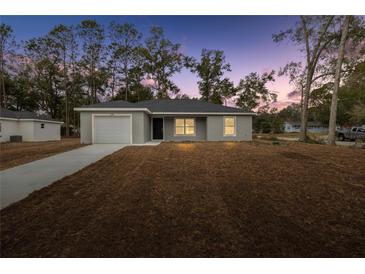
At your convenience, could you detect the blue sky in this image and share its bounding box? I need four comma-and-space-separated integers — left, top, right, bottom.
0, 15, 304, 107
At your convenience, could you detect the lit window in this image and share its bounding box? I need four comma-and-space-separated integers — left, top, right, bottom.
175, 118, 195, 135
224, 117, 236, 136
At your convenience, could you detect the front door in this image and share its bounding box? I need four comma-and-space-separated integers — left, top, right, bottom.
153, 118, 163, 140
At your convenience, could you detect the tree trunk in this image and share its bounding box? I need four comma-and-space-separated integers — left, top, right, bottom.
64, 54, 70, 137
0, 42, 6, 108
299, 70, 314, 142
91, 60, 95, 104
124, 62, 129, 101
328, 16, 351, 145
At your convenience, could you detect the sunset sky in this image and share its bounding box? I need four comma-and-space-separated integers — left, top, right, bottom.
1, 15, 304, 108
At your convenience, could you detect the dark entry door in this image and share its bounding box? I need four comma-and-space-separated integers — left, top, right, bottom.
153, 118, 163, 139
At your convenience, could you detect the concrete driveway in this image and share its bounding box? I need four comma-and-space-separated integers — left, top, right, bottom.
0, 144, 126, 209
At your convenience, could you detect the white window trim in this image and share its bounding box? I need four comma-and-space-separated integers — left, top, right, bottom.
223, 116, 236, 137
91, 113, 132, 144
174, 118, 196, 136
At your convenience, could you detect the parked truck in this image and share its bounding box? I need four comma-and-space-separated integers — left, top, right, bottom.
336, 126, 365, 141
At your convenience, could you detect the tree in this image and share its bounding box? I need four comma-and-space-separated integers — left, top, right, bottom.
328, 16, 352, 145
308, 84, 332, 124
192, 49, 235, 104
278, 103, 301, 122
143, 26, 184, 98
278, 62, 306, 110
348, 103, 365, 125
112, 45, 153, 102
254, 107, 284, 134
0, 23, 16, 108
273, 16, 337, 142
337, 61, 365, 126
48, 24, 77, 136
25, 37, 63, 119
7, 73, 39, 112
77, 20, 105, 104
174, 93, 191, 99
108, 22, 142, 101
235, 70, 277, 111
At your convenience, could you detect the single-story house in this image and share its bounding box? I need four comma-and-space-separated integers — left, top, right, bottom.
0, 109, 63, 143
283, 121, 329, 133
74, 99, 255, 144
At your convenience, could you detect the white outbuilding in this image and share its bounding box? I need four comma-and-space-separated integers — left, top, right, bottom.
0, 109, 63, 143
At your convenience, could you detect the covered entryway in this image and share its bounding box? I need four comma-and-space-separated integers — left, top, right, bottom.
93, 115, 131, 144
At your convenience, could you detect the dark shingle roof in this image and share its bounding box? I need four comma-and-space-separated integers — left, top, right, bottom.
78, 99, 254, 114
79, 100, 136, 108
0, 109, 60, 122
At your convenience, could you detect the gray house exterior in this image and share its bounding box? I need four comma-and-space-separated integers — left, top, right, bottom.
75, 99, 255, 144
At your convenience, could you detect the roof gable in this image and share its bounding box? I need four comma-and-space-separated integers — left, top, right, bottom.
0, 109, 61, 122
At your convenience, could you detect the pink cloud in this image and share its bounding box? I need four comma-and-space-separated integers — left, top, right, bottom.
141, 78, 155, 87
287, 90, 301, 100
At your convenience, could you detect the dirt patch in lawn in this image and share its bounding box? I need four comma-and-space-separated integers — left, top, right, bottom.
1, 141, 364, 257
0, 138, 85, 170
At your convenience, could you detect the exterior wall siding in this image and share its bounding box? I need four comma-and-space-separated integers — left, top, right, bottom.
0, 119, 61, 142
80, 112, 92, 144
18, 121, 35, 141
144, 114, 151, 142
163, 117, 207, 141
207, 115, 252, 141
32, 121, 61, 141
0, 119, 19, 142
131, 112, 145, 144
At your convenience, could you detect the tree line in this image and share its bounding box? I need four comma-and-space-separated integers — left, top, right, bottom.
0, 20, 277, 136
273, 15, 365, 143
254, 60, 365, 134
1, 16, 364, 143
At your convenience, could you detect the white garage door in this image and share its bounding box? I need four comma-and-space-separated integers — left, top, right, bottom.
94, 115, 131, 144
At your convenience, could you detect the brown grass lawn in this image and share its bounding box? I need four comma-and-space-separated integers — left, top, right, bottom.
254, 132, 327, 139
1, 141, 364, 257
0, 138, 85, 171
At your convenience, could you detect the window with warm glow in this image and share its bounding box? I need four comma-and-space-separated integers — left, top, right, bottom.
224, 117, 235, 136
175, 118, 195, 135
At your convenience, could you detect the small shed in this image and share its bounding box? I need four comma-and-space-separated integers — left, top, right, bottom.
0, 109, 63, 143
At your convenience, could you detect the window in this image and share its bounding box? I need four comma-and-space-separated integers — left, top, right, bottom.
41, 123, 45, 129
175, 118, 195, 135
224, 117, 236, 136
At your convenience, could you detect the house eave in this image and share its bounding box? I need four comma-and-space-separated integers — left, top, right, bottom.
73, 108, 256, 116
152, 112, 256, 116
0, 117, 64, 124
74, 107, 152, 114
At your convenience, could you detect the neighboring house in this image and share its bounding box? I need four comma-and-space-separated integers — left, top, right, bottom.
74, 99, 255, 144
283, 121, 329, 133
0, 109, 63, 143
